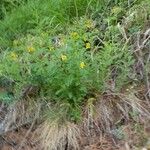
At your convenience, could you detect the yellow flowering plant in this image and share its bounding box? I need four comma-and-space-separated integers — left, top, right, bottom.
70, 32, 79, 40
10, 52, 18, 61
85, 42, 91, 49
0, 16, 134, 121
27, 46, 35, 53
0, 26, 97, 121
61, 54, 67, 61
80, 62, 86, 69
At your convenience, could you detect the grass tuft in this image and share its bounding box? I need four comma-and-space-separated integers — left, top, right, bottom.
37, 120, 80, 150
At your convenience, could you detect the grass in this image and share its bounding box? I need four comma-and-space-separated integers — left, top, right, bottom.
0, 0, 102, 48
38, 120, 80, 150
0, 0, 150, 149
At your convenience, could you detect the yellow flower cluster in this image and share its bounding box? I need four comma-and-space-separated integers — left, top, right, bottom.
85, 19, 94, 28
27, 46, 35, 53
60, 54, 85, 69
71, 32, 79, 40
86, 42, 91, 49
80, 62, 86, 69
49, 46, 55, 51
10, 52, 18, 61
61, 54, 67, 61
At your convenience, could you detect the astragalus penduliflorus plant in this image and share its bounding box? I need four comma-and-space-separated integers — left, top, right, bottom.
0, 15, 136, 149
1, 0, 150, 147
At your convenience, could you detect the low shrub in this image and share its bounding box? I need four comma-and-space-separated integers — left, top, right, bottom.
0, 17, 134, 121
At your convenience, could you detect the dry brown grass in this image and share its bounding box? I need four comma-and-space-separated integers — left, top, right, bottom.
94, 90, 150, 132
36, 120, 80, 150
0, 86, 150, 150
0, 98, 41, 135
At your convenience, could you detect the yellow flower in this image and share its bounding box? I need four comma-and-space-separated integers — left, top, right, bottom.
80, 62, 86, 69
61, 54, 67, 61
10, 52, 18, 61
71, 32, 79, 40
85, 19, 94, 28
86, 42, 91, 49
27, 46, 35, 53
49, 46, 55, 51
